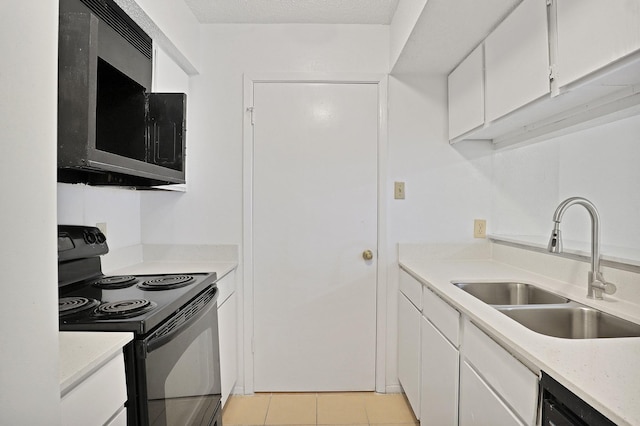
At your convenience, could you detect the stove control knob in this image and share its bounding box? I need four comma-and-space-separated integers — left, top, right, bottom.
83, 231, 97, 244
96, 232, 106, 244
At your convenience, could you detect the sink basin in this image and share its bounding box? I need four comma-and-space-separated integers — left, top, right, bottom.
497, 303, 640, 339
452, 281, 569, 305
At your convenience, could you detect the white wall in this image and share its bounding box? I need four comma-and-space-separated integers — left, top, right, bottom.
492, 113, 640, 254
386, 74, 493, 389
0, 2, 60, 424
141, 24, 390, 245
57, 184, 142, 250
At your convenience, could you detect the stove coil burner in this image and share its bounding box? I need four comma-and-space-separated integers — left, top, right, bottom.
94, 299, 156, 318
59, 297, 100, 317
138, 275, 195, 290
93, 275, 138, 289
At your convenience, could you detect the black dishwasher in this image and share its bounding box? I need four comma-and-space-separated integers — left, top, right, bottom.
541, 372, 616, 426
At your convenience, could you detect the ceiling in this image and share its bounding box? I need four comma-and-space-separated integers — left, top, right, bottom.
184, 0, 400, 24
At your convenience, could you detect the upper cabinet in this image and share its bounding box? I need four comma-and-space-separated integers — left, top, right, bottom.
448, 45, 485, 140
447, 0, 640, 147
555, 0, 640, 88
484, 0, 549, 122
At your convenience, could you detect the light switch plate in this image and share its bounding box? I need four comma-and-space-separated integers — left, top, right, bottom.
394, 182, 405, 200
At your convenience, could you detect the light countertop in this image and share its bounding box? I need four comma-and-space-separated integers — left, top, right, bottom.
106, 260, 236, 280
59, 331, 132, 396
400, 257, 640, 426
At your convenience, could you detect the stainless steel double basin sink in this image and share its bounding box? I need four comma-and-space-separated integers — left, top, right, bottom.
452, 281, 640, 339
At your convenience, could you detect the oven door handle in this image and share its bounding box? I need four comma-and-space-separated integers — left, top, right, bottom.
144, 286, 218, 354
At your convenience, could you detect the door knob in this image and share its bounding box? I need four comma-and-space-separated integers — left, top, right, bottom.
362, 250, 374, 261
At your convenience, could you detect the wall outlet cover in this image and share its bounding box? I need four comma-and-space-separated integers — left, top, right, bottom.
474, 219, 486, 238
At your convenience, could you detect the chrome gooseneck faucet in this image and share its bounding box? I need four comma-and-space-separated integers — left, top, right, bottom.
547, 197, 617, 299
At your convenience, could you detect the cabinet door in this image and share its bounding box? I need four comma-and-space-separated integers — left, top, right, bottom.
420, 317, 458, 426
485, 0, 550, 122
462, 320, 538, 424
398, 291, 421, 419
556, 0, 640, 88
448, 44, 485, 140
218, 292, 237, 407
459, 362, 525, 426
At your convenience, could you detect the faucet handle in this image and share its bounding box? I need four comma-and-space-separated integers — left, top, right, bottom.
591, 279, 617, 296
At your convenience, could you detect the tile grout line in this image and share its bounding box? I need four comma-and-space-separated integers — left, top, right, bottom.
262, 392, 272, 426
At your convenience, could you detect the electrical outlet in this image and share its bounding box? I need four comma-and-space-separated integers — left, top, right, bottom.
474, 219, 486, 238
394, 182, 405, 200
96, 222, 107, 236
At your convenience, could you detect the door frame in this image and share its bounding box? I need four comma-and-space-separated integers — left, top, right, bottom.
242, 73, 388, 394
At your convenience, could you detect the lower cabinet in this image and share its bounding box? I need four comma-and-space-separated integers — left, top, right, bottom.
217, 270, 238, 408
399, 270, 539, 426
398, 291, 422, 419
420, 316, 459, 425
61, 352, 127, 426
459, 362, 525, 426
461, 319, 538, 425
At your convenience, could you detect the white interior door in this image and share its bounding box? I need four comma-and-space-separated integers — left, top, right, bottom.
252, 81, 378, 391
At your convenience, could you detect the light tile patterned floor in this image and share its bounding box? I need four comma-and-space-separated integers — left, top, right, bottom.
222, 392, 418, 426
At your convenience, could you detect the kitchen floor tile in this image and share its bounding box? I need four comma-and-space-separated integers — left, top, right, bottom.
264, 393, 317, 425
223, 391, 416, 425
362, 393, 417, 424
223, 393, 271, 426
317, 393, 368, 425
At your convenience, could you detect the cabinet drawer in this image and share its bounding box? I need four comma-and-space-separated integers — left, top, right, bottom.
423, 287, 460, 347
462, 319, 538, 425
61, 353, 127, 426
399, 270, 422, 310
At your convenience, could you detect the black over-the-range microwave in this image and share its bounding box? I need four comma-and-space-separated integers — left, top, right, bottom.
58, 0, 186, 187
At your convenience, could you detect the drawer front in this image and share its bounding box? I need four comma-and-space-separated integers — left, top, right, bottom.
462, 319, 538, 425
399, 270, 422, 310
423, 287, 460, 347
61, 353, 127, 426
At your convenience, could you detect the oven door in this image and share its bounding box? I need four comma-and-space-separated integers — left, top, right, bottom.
132, 286, 221, 426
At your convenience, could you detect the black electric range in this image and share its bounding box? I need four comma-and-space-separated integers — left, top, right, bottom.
58, 225, 222, 426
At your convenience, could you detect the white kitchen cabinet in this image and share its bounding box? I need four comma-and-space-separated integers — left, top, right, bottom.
420, 287, 460, 425
462, 319, 538, 425
61, 352, 127, 426
555, 0, 640, 88
484, 0, 550, 122
398, 290, 422, 419
217, 269, 237, 408
459, 361, 525, 426
420, 316, 459, 426
448, 44, 485, 140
